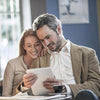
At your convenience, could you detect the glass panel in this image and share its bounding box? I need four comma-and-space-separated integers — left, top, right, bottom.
0, 0, 21, 79
0, 13, 20, 41
0, 0, 20, 13
0, 0, 4, 12
14, 0, 20, 12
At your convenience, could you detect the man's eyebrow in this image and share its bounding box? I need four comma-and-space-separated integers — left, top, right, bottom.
39, 35, 50, 41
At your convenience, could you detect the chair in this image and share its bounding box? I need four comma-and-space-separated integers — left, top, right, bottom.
0, 80, 3, 96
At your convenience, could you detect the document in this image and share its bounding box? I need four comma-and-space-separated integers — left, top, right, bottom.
26, 67, 54, 96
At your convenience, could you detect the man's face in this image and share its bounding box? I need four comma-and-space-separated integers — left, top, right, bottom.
36, 25, 62, 52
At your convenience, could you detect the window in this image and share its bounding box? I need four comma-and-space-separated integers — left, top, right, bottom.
0, 0, 21, 79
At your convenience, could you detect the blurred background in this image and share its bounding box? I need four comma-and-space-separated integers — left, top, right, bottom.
0, 0, 100, 79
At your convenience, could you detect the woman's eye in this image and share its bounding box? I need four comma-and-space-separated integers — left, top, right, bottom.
35, 43, 41, 47
35, 43, 41, 46
27, 45, 31, 47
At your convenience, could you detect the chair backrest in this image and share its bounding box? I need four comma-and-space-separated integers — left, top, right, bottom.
0, 80, 3, 96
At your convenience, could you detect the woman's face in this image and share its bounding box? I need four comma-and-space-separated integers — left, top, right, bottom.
23, 35, 42, 59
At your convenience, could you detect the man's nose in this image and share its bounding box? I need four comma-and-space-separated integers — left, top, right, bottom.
44, 39, 50, 46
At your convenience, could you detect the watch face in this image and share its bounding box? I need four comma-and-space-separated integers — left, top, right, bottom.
53, 85, 64, 93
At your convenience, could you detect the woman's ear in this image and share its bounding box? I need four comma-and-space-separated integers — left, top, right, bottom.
57, 25, 62, 34
23, 45, 25, 50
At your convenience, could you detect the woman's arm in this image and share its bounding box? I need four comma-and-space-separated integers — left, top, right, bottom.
3, 62, 14, 96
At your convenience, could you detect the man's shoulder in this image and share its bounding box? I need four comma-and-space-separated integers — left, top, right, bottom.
71, 42, 95, 53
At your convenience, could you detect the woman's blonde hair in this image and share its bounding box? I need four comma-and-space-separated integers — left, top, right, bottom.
19, 28, 36, 56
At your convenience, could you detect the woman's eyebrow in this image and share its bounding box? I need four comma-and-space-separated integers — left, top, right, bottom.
26, 43, 31, 45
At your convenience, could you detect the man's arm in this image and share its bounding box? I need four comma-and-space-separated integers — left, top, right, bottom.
68, 49, 100, 97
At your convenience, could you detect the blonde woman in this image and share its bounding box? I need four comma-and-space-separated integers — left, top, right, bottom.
3, 29, 49, 96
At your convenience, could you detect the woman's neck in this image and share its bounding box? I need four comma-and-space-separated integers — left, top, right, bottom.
23, 55, 33, 69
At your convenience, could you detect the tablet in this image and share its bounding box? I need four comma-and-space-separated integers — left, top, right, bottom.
26, 67, 54, 96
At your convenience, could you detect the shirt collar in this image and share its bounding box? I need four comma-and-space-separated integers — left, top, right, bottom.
63, 39, 70, 53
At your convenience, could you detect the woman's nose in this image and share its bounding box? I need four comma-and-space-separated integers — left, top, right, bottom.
31, 46, 36, 52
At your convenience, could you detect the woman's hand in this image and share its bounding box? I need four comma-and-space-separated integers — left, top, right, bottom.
39, 46, 48, 56
23, 73, 38, 88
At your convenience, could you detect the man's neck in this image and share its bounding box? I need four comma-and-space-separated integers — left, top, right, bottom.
58, 37, 67, 51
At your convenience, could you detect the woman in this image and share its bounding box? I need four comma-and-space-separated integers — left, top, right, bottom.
3, 29, 49, 96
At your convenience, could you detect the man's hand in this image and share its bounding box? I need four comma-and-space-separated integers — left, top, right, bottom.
23, 73, 38, 88
43, 78, 63, 92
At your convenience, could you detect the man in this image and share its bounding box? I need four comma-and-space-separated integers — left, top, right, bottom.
22, 14, 100, 100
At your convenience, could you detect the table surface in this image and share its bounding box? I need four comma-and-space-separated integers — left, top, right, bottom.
0, 95, 72, 100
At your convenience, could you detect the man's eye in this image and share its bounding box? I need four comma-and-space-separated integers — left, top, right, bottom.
46, 36, 50, 39
41, 40, 44, 42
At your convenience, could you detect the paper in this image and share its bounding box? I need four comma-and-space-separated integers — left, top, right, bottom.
26, 67, 54, 96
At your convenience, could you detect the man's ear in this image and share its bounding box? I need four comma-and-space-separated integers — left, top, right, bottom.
56, 25, 62, 34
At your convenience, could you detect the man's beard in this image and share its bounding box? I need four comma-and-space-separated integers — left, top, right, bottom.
47, 39, 62, 52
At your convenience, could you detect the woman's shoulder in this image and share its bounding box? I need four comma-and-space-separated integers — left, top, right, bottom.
7, 56, 23, 65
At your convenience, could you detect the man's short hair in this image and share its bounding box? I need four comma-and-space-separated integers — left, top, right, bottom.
32, 13, 62, 33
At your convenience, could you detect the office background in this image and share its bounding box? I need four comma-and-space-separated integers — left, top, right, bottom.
30, 0, 100, 60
